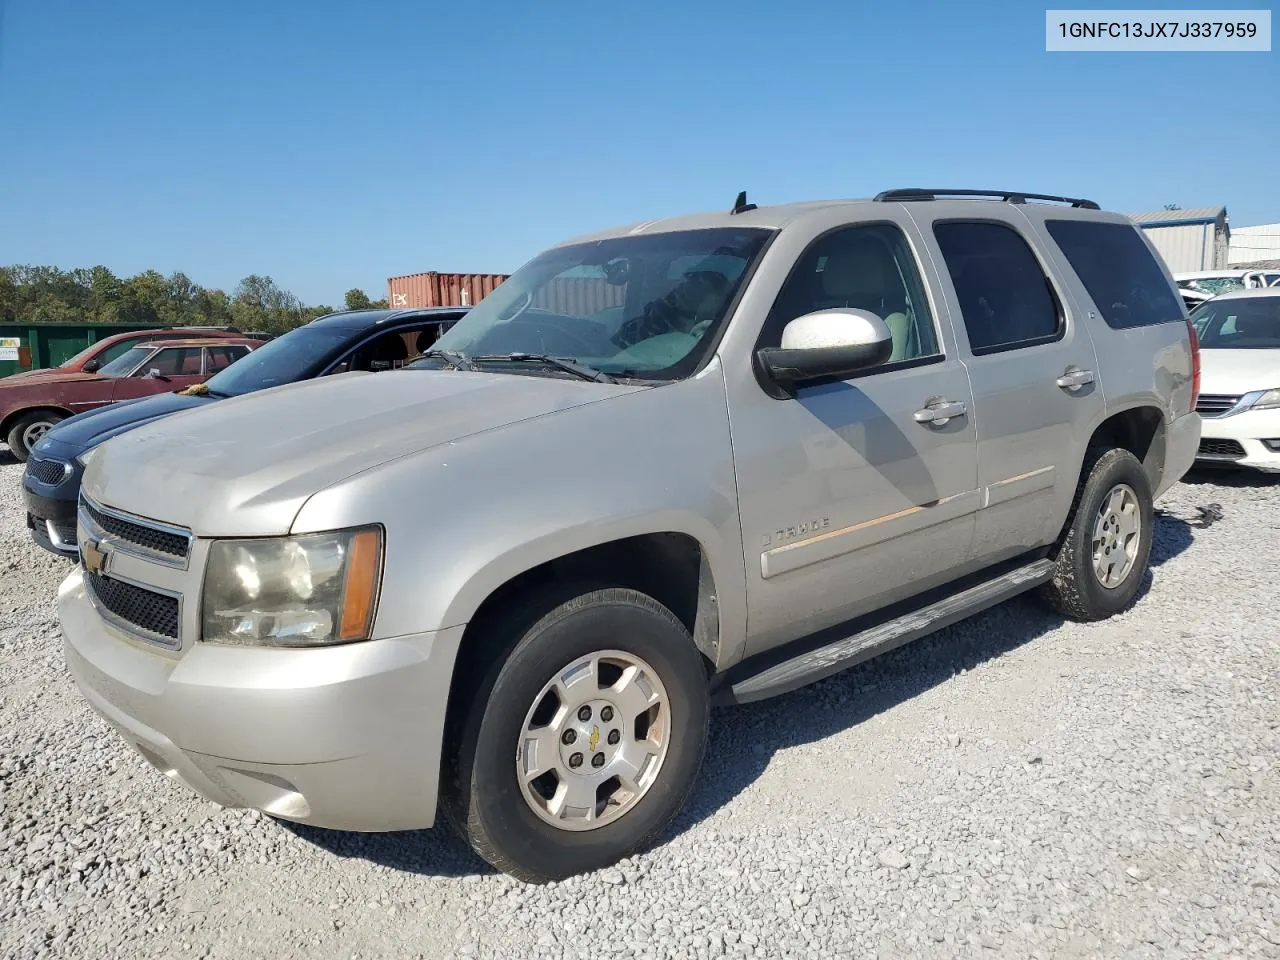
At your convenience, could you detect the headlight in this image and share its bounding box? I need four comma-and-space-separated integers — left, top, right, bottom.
1250, 388, 1280, 411
201, 527, 383, 647
75, 448, 98, 469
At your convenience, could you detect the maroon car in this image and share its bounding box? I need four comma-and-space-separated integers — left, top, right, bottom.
3, 326, 245, 380
1, 337, 262, 460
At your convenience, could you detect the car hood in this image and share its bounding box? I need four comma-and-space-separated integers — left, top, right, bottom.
83, 369, 644, 537
0, 369, 102, 388
1199, 349, 1280, 395
41, 391, 215, 452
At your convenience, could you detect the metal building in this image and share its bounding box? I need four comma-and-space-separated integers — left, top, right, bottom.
1126, 207, 1229, 272
1228, 223, 1280, 265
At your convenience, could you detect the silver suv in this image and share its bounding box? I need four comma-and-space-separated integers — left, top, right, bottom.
59, 188, 1202, 882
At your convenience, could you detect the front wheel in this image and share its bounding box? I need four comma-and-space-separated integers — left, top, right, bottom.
443, 587, 709, 882
7, 411, 64, 462
1039, 448, 1154, 621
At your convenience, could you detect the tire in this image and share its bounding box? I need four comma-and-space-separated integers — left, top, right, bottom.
442, 585, 710, 883
1039, 448, 1154, 622
6, 411, 64, 463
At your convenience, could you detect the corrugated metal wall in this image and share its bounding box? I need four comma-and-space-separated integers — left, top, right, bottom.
1142, 223, 1221, 273
387, 272, 508, 309
1229, 224, 1280, 265
532, 277, 626, 316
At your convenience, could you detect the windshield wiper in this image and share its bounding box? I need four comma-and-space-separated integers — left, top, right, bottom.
419, 349, 474, 371
469, 353, 617, 383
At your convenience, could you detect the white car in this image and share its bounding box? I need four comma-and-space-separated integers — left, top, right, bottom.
1190, 288, 1280, 473
1175, 269, 1280, 297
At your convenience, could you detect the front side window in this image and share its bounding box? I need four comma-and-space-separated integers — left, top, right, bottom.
422, 228, 772, 380
1190, 298, 1280, 349
762, 223, 939, 364
1046, 220, 1184, 328
934, 221, 1061, 354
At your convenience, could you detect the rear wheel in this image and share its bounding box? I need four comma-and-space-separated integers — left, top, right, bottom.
443, 586, 709, 882
1039, 448, 1154, 621
7, 411, 64, 462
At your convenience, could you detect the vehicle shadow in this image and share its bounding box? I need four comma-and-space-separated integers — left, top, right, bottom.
285, 513, 1196, 879
0, 449, 18, 467
1178, 466, 1280, 488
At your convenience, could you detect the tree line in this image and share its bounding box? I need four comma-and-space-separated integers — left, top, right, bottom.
0, 265, 388, 336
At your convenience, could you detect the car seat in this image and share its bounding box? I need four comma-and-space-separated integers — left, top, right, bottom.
811, 240, 913, 361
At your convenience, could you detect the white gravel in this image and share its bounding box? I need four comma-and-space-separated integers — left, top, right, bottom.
2, 452, 1278, 959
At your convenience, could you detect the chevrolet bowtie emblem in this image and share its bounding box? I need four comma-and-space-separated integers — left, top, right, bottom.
81, 538, 110, 576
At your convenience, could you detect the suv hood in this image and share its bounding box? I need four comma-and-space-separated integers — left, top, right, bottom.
1199, 349, 1280, 395
84, 369, 643, 536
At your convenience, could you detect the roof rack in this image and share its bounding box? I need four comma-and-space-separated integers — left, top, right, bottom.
873, 188, 1100, 210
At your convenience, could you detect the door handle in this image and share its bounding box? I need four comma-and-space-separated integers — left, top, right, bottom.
913, 400, 968, 424
1055, 368, 1095, 390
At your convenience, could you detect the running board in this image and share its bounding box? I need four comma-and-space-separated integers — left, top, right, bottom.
715, 559, 1053, 705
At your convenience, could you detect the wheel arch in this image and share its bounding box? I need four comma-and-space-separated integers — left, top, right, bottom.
1084, 403, 1166, 492
448, 527, 725, 675
2, 405, 75, 442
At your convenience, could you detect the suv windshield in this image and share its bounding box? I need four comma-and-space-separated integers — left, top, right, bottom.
204, 325, 352, 396
96, 346, 152, 377
419, 227, 772, 380
1190, 297, 1280, 349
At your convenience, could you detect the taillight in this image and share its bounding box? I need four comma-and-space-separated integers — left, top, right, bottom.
1185, 317, 1201, 413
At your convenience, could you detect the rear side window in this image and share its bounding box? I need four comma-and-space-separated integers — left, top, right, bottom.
204, 346, 248, 372
933, 221, 1061, 354
1045, 220, 1184, 328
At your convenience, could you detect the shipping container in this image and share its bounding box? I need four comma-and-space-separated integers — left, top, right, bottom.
387, 272, 508, 310
0, 321, 169, 379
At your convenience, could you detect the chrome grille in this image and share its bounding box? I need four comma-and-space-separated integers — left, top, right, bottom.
1195, 394, 1241, 418
26, 458, 69, 485
1197, 438, 1246, 459
81, 498, 190, 561
84, 570, 180, 643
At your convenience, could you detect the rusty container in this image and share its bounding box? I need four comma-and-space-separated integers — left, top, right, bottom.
387, 272, 508, 309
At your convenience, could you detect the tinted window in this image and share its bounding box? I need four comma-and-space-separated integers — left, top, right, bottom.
1190, 297, 1280, 349
934, 222, 1060, 353
763, 223, 939, 364
1046, 220, 1184, 328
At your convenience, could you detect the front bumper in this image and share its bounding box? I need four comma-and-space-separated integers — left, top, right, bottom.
1196, 407, 1280, 474
59, 568, 464, 831
22, 451, 82, 557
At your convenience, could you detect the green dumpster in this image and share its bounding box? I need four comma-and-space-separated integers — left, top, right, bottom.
0, 322, 168, 378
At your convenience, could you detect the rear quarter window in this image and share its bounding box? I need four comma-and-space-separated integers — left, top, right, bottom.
1045, 220, 1185, 329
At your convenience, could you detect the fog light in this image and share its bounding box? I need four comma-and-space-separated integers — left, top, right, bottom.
1263, 439, 1280, 452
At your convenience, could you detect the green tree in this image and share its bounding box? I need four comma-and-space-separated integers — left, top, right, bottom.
344, 288, 374, 311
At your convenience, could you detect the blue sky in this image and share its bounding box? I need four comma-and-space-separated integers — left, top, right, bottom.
0, 0, 1275, 306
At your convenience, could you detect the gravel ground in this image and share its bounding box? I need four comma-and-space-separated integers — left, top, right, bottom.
1, 453, 1278, 959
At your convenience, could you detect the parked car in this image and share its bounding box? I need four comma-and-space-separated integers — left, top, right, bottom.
2, 325, 245, 382
1189, 288, 1280, 473
23, 307, 466, 557
1, 337, 262, 461
1174, 269, 1280, 298
58, 188, 1200, 883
